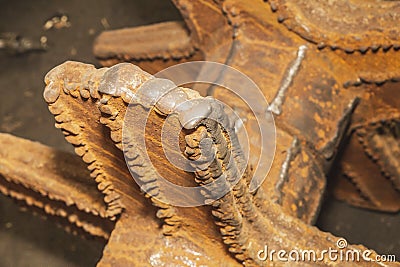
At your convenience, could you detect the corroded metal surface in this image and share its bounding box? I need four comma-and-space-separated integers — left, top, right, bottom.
44, 61, 391, 266
0, 58, 396, 265
93, 0, 400, 216
94, 21, 194, 62
0, 133, 113, 239
0, 0, 399, 266
267, 0, 400, 52
42, 61, 241, 266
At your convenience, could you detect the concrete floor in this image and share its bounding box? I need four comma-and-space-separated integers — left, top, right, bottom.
0, 0, 398, 266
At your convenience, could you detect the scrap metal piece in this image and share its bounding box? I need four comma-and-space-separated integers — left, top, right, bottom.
91, 0, 400, 225
94, 21, 194, 62
0, 133, 112, 238
43, 61, 240, 266
43, 62, 392, 266
1, 0, 400, 265
267, 0, 400, 52
332, 131, 400, 212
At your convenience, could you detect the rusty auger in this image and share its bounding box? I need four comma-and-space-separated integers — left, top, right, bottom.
1, 60, 397, 266
0, 0, 399, 265
93, 0, 400, 216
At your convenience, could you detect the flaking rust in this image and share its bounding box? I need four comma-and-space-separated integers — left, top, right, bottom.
0, 0, 399, 265
267, 0, 400, 52
1, 59, 395, 265
94, 0, 400, 215
42, 61, 393, 266
0, 133, 113, 239
42, 61, 240, 266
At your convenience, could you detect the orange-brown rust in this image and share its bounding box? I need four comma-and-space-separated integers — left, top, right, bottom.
0, 133, 113, 238
88, 0, 400, 263
267, 0, 400, 52
44, 61, 242, 266
94, 21, 196, 62
0, 0, 399, 265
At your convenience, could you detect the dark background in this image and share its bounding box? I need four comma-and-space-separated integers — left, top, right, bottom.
0, 0, 398, 266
